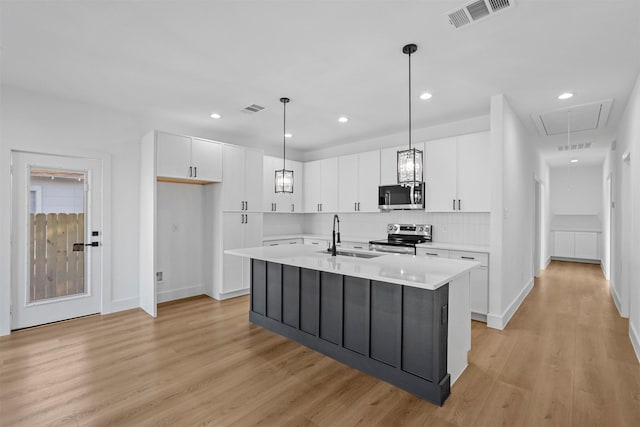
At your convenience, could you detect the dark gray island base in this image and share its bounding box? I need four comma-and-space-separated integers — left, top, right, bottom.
249, 259, 451, 406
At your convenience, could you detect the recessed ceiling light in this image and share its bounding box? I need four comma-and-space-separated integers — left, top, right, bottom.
284, 133, 292, 138
420, 92, 432, 100
570, 159, 578, 163
210, 113, 222, 119
558, 93, 573, 100
338, 116, 348, 123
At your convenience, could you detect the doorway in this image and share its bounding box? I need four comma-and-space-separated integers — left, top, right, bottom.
10, 151, 103, 329
618, 151, 631, 317
533, 178, 542, 278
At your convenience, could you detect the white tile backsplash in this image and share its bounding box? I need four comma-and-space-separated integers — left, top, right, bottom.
302, 211, 490, 246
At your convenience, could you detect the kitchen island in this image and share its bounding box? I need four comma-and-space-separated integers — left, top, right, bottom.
224, 245, 479, 406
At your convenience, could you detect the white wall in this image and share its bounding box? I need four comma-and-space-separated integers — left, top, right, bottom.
303, 115, 489, 161
303, 212, 490, 246
263, 213, 305, 237
609, 70, 640, 362
0, 86, 235, 335
156, 182, 205, 302
550, 165, 603, 215
488, 94, 544, 330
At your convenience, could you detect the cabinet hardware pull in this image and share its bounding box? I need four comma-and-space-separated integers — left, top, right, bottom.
194, 167, 197, 178
461, 256, 475, 260
291, 204, 294, 212
189, 166, 193, 178
358, 202, 360, 211
241, 214, 244, 224
270, 243, 277, 246
458, 199, 461, 210
320, 203, 323, 211
453, 199, 455, 210
312, 242, 319, 245
246, 214, 248, 223
354, 246, 363, 249
354, 202, 357, 211
245, 201, 248, 210
426, 253, 438, 256
289, 242, 296, 244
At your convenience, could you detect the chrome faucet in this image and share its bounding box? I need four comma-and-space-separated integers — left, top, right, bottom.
331, 214, 341, 256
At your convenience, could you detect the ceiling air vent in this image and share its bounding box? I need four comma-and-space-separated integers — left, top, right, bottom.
242, 104, 265, 114
557, 142, 592, 152
448, 0, 515, 29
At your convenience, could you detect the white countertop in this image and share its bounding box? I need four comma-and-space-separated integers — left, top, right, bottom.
225, 245, 479, 291
263, 234, 490, 253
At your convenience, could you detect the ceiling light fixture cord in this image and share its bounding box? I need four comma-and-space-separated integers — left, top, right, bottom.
283, 99, 286, 170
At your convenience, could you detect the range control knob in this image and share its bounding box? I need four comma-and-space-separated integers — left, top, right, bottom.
387, 224, 394, 232
418, 226, 423, 232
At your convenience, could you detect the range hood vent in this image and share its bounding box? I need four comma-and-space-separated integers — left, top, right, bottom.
448, 0, 515, 28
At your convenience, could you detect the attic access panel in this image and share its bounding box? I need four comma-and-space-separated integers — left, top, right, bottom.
532, 99, 613, 136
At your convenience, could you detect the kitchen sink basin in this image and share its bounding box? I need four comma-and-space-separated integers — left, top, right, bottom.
317, 249, 382, 259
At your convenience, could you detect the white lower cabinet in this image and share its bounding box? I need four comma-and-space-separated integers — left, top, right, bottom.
222, 213, 263, 294
338, 241, 369, 250
552, 231, 599, 260
416, 248, 489, 321
303, 237, 330, 248
263, 238, 303, 246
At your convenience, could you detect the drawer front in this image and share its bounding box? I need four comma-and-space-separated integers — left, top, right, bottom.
304, 238, 329, 248
263, 238, 303, 246
339, 241, 369, 250
416, 248, 450, 258
449, 251, 488, 267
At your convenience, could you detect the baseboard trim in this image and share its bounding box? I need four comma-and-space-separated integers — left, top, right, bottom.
107, 297, 140, 313
543, 257, 551, 269
487, 277, 534, 330
630, 322, 640, 364
611, 282, 622, 315
550, 256, 599, 264
218, 288, 250, 300
157, 286, 204, 304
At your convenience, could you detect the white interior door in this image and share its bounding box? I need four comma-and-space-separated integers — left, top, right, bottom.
11, 152, 103, 329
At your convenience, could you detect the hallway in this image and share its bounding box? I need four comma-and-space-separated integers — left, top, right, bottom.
0, 262, 638, 426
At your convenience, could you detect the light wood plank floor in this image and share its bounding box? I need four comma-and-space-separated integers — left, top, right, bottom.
1, 261, 639, 426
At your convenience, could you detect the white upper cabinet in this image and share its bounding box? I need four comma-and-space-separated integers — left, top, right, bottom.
338, 150, 380, 212
303, 157, 338, 212
456, 132, 491, 212
425, 137, 457, 211
156, 132, 222, 183
425, 132, 490, 212
222, 144, 263, 212
263, 155, 304, 213
190, 137, 222, 182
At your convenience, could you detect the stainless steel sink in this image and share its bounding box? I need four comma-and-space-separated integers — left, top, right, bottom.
317, 250, 382, 259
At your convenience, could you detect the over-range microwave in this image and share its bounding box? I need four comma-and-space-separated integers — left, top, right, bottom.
378, 183, 425, 210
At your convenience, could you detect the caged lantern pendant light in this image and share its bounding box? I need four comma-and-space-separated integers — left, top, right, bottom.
275, 97, 294, 193
397, 43, 423, 186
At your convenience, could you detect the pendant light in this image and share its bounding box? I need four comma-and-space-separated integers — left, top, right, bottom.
275, 97, 294, 193
397, 43, 423, 185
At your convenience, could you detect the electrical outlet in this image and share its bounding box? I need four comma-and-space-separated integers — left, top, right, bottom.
156, 272, 163, 282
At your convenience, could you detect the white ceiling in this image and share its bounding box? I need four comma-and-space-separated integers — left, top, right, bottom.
2, 1, 640, 165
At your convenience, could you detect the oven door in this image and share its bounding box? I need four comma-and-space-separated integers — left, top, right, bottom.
369, 242, 416, 255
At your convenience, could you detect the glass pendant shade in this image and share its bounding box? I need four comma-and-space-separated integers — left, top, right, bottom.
275, 97, 293, 194
275, 169, 294, 193
397, 148, 423, 184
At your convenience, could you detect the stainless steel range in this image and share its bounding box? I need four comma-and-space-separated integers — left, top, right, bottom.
369, 223, 432, 255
